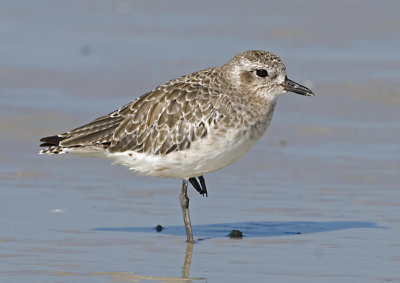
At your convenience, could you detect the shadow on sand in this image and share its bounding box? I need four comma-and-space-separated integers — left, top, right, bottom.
93, 221, 384, 239
91, 221, 385, 281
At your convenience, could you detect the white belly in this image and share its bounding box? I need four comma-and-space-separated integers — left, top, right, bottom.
106, 122, 269, 179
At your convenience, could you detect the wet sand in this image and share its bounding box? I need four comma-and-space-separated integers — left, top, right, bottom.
1, 1, 400, 282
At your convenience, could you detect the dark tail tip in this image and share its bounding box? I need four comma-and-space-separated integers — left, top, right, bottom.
40, 135, 63, 147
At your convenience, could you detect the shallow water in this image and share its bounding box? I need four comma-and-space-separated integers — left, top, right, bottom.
1, 1, 400, 282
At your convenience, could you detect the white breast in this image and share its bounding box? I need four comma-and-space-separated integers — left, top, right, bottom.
106, 114, 272, 179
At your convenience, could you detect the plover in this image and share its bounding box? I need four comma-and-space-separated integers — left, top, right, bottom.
40, 50, 314, 242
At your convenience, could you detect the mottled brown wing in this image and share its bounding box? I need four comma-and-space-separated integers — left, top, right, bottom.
108, 81, 218, 155
52, 103, 131, 147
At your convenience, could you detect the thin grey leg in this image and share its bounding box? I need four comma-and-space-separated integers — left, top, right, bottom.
180, 179, 194, 243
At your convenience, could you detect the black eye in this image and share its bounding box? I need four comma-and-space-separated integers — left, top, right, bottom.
256, 69, 268, 77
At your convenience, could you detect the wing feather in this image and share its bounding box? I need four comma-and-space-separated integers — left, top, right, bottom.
108, 81, 219, 155
40, 68, 225, 156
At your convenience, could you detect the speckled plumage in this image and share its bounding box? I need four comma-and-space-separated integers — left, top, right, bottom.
40, 50, 314, 242
40, 50, 313, 178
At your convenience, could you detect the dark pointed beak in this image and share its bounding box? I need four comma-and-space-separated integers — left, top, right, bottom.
281, 76, 314, 96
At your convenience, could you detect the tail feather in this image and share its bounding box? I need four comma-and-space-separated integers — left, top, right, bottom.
63, 116, 123, 137
39, 114, 125, 155
39, 145, 65, 155
60, 127, 115, 147
40, 135, 64, 147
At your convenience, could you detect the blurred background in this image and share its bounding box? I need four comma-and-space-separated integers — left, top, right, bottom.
1, 0, 399, 282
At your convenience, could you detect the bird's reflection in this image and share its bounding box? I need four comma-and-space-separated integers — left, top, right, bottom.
181, 242, 194, 279
86, 242, 199, 282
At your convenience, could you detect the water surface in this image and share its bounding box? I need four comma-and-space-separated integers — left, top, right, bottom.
1, 1, 399, 282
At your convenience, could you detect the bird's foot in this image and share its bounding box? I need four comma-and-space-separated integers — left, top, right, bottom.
189, 176, 208, 197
